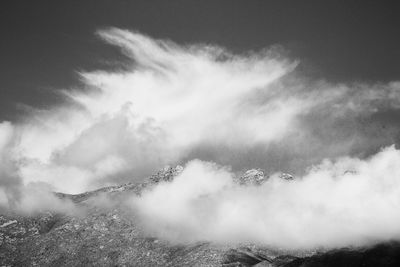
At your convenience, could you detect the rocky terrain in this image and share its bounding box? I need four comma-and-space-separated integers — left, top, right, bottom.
1, 166, 400, 266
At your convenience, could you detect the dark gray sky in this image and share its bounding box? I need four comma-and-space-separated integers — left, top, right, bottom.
1, 0, 399, 121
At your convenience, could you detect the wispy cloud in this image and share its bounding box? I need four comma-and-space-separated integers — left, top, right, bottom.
0, 28, 399, 230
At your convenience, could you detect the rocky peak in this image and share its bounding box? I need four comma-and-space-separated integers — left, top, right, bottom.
279, 173, 294, 181
238, 169, 267, 186
237, 170, 295, 186
149, 165, 184, 183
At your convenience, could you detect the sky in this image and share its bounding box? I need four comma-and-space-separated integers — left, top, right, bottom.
1, 0, 399, 121
1, 1, 400, 249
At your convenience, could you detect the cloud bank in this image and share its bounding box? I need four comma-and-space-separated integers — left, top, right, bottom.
133, 148, 400, 249
0, 28, 399, 247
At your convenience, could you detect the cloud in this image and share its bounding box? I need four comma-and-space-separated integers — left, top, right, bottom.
132, 148, 400, 249
0, 182, 78, 215
2, 28, 304, 197
0, 122, 77, 214
0, 28, 399, 223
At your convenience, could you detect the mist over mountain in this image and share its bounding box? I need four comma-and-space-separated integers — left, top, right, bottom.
1, 22, 400, 266
2, 166, 400, 266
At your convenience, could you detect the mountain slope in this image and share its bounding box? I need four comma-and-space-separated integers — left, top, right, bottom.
1, 166, 399, 266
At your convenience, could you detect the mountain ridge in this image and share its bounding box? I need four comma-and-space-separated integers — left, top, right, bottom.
1, 166, 399, 266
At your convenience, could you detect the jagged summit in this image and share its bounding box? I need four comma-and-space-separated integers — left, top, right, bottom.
279, 173, 294, 181
238, 169, 267, 185
237, 169, 295, 186
55, 165, 294, 206
149, 165, 184, 183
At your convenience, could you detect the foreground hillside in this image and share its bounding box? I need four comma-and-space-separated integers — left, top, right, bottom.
1, 167, 400, 266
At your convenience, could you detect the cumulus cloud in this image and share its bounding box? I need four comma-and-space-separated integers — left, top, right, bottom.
132, 148, 400, 249
0, 28, 399, 224
1, 28, 303, 197
0, 122, 77, 214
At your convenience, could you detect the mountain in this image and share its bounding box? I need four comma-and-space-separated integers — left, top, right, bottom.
1, 166, 399, 266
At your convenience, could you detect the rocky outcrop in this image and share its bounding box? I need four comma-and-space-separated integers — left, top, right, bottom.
238, 169, 267, 185
149, 165, 184, 183
222, 248, 274, 266
278, 173, 294, 181
237, 169, 295, 186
